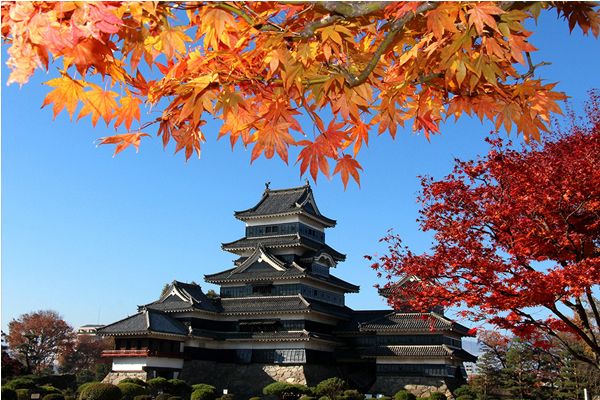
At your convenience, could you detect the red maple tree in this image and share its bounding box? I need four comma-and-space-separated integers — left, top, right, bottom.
370, 90, 600, 368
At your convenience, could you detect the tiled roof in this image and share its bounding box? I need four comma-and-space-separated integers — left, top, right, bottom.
335, 310, 394, 332
234, 184, 336, 227
205, 248, 358, 293
217, 295, 352, 318
357, 312, 472, 335
221, 234, 345, 260
98, 309, 188, 337
350, 345, 478, 362
143, 281, 220, 313
204, 266, 305, 283
220, 295, 311, 314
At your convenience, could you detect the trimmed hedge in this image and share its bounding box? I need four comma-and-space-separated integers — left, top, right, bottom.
192, 389, 217, 400
117, 383, 148, 400
395, 391, 416, 400
134, 396, 152, 400
316, 378, 348, 400
80, 383, 122, 400
221, 394, 236, 400
2, 387, 18, 400
429, 393, 446, 400
42, 394, 65, 400
40, 386, 61, 394
77, 382, 99, 393
156, 393, 172, 400
456, 396, 473, 400
6, 378, 36, 390
16, 389, 31, 400
120, 378, 147, 387
192, 384, 217, 394
168, 380, 190, 395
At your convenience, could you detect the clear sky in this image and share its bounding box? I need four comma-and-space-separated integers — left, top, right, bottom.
2, 10, 599, 350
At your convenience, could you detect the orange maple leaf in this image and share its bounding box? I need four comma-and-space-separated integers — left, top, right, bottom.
96, 133, 151, 156
41, 75, 87, 121
250, 122, 295, 163
113, 96, 143, 131
296, 138, 331, 183
77, 84, 119, 127
333, 154, 363, 190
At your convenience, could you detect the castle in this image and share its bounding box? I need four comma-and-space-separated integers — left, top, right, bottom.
98, 183, 476, 397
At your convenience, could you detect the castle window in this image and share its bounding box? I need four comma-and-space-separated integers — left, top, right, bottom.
252, 284, 273, 294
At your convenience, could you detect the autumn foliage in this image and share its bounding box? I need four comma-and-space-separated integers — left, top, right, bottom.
370, 90, 600, 368
2, 2, 600, 187
6, 310, 75, 373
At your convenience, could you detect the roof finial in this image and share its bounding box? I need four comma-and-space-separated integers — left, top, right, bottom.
265, 182, 271, 190
304, 178, 310, 186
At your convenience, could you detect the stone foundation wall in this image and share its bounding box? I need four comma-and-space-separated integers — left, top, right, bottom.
103, 371, 148, 385
178, 361, 338, 399
369, 376, 466, 398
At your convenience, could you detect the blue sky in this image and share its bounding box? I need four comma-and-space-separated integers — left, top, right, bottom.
2, 10, 599, 352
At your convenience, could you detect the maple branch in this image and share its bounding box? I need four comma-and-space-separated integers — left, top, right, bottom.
512, 306, 600, 368
518, 52, 552, 81
343, 2, 440, 87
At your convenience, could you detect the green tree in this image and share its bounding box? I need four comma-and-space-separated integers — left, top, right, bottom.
316, 378, 347, 400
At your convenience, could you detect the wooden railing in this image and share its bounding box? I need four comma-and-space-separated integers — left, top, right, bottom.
102, 350, 189, 359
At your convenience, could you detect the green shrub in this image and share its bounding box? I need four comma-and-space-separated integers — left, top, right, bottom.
344, 390, 363, 400
316, 379, 348, 400
76, 371, 95, 386
395, 391, 416, 400
428, 393, 446, 400
120, 378, 147, 387
6, 378, 36, 390
192, 384, 217, 394
168, 379, 190, 395
169, 397, 184, 400
156, 393, 172, 400
453, 386, 476, 399
192, 389, 217, 400
77, 382, 98, 393
16, 388, 30, 400
42, 394, 65, 400
94, 364, 110, 383
221, 394, 235, 400
378, 396, 392, 400
318, 397, 329, 400
263, 382, 310, 400
249, 397, 262, 400
302, 397, 316, 400
2, 387, 18, 400
118, 383, 148, 400
40, 386, 62, 394
148, 378, 170, 390
134, 396, 152, 400
80, 383, 122, 400
456, 396, 473, 400
65, 396, 76, 400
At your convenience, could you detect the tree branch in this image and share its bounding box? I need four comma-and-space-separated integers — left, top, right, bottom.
343, 2, 440, 87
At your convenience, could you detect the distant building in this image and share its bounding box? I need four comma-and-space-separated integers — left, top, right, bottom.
98, 184, 476, 397
77, 324, 105, 336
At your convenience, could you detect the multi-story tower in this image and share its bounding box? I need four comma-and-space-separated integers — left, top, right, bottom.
98, 183, 476, 398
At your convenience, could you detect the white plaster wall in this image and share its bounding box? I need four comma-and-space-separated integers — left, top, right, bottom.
112, 357, 185, 372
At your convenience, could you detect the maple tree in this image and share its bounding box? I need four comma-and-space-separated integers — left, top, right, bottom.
370, 90, 600, 369
58, 334, 112, 375
6, 310, 75, 374
2, 1, 600, 188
